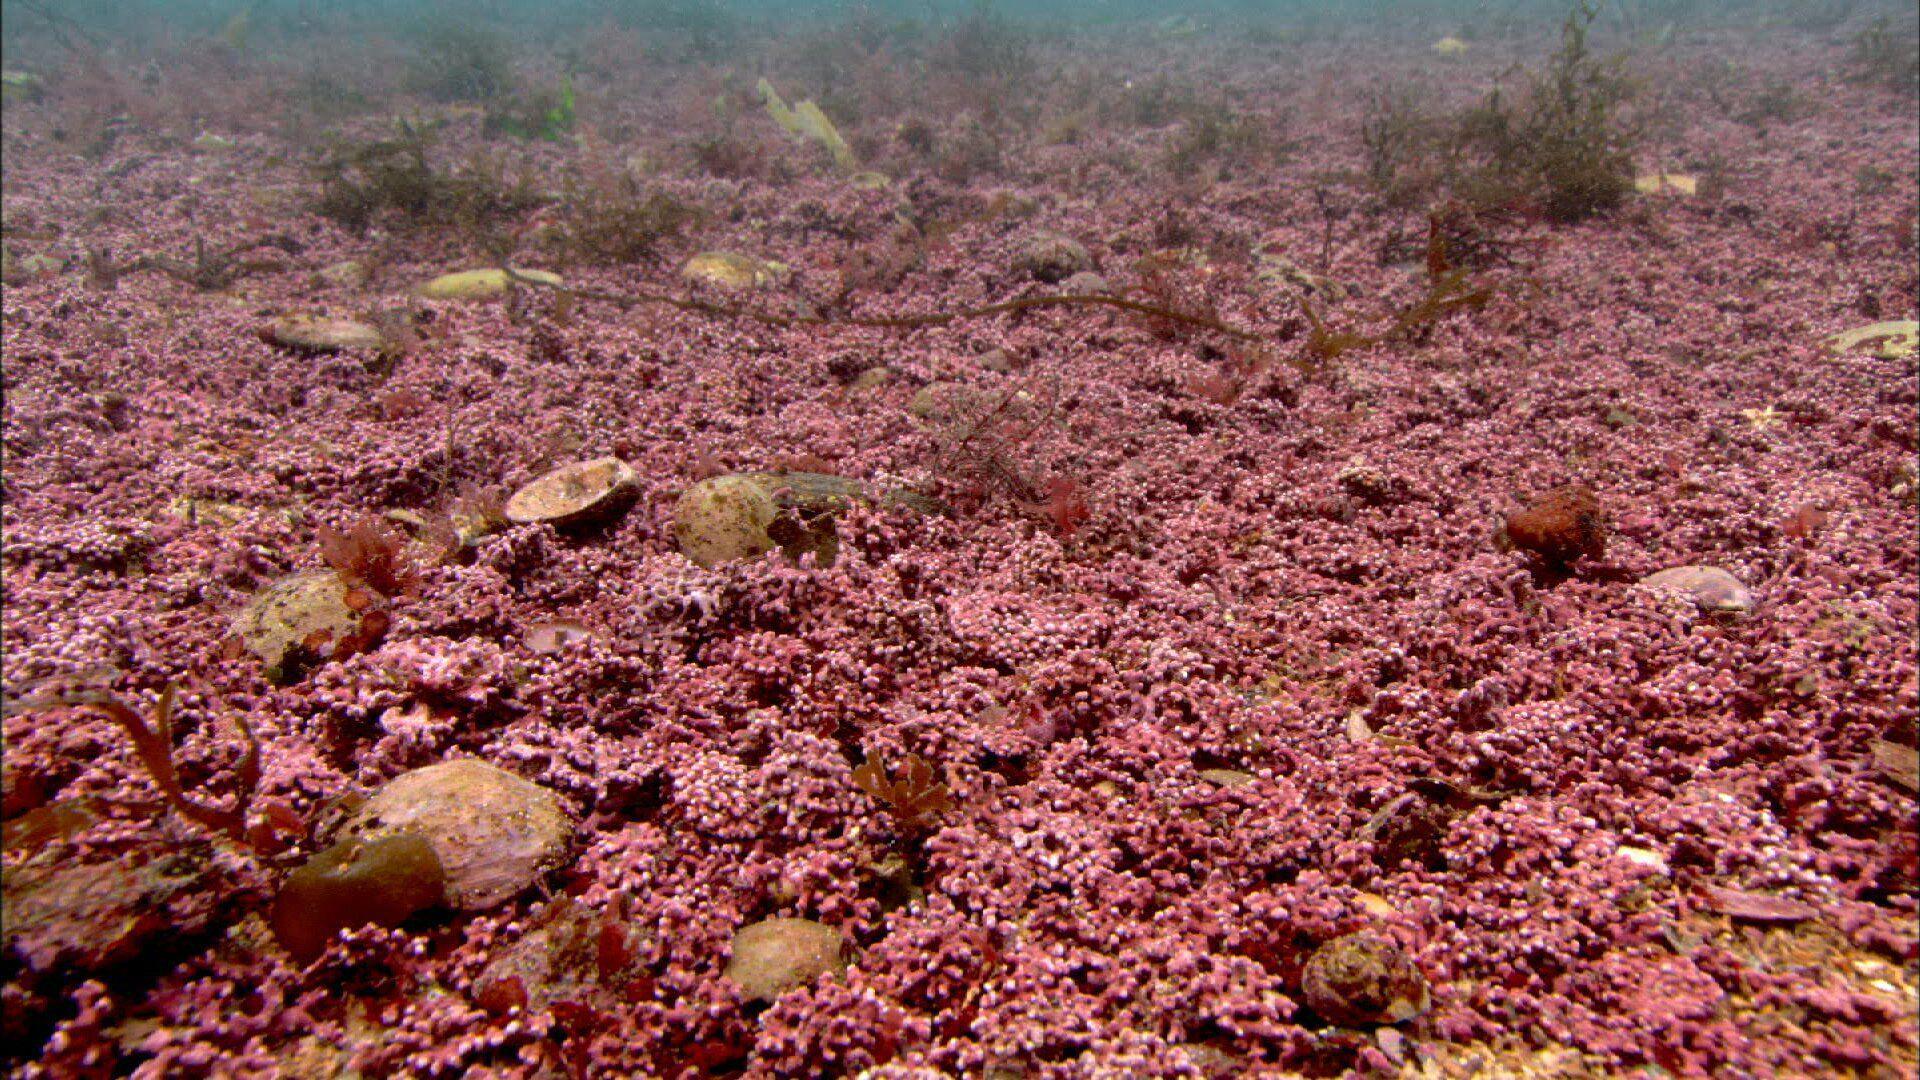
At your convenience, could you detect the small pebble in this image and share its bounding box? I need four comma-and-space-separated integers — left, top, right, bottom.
1614, 845, 1671, 874
1058, 270, 1111, 294
724, 917, 847, 1003
524, 620, 594, 654
977, 348, 1016, 373
1256, 251, 1349, 302
313, 260, 369, 289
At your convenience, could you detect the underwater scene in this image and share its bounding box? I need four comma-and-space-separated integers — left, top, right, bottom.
1, 0, 1917, 1075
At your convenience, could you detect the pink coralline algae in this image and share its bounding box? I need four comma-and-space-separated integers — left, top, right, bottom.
3, 9, 1918, 1080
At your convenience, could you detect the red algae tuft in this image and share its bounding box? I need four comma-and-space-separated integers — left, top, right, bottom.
1500, 483, 1608, 568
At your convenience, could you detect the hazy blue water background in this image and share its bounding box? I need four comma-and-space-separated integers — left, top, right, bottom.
1, 0, 1825, 46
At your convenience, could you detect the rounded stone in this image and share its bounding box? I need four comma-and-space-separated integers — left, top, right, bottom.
313, 260, 369, 289
504, 457, 640, 529
232, 571, 368, 681
977, 348, 1015, 373
849, 366, 896, 390
1639, 565, 1757, 615
1015, 231, 1092, 284
907, 381, 960, 420
332, 760, 573, 911
1500, 484, 1606, 567
674, 474, 779, 568
263, 315, 385, 354
1059, 270, 1112, 295
418, 267, 563, 301
1301, 931, 1431, 1026
724, 917, 848, 1003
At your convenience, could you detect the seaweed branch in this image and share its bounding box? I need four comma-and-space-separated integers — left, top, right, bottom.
1293, 200, 1535, 362
87, 236, 297, 291
499, 265, 1261, 340
9, 684, 263, 846
12, 0, 106, 54
1299, 268, 1504, 363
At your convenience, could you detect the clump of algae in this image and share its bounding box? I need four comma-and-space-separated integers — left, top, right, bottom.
756, 78, 856, 171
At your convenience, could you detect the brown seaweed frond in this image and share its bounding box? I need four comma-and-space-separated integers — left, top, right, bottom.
12, 684, 261, 845
1300, 266, 1500, 363
851, 751, 953, 832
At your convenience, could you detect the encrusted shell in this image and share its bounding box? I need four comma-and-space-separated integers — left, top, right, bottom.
1633, 173, 1698, 196
232, 571, 366, 681
332, 760, 573, 910
1639, 565, 1757, 615
1824, 320, 1918, 360
673, 471, 940, 569
681, 251, 783, 290
504, 457, 640, 529
264, 315, 385, 354
418, 267, 563, 301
